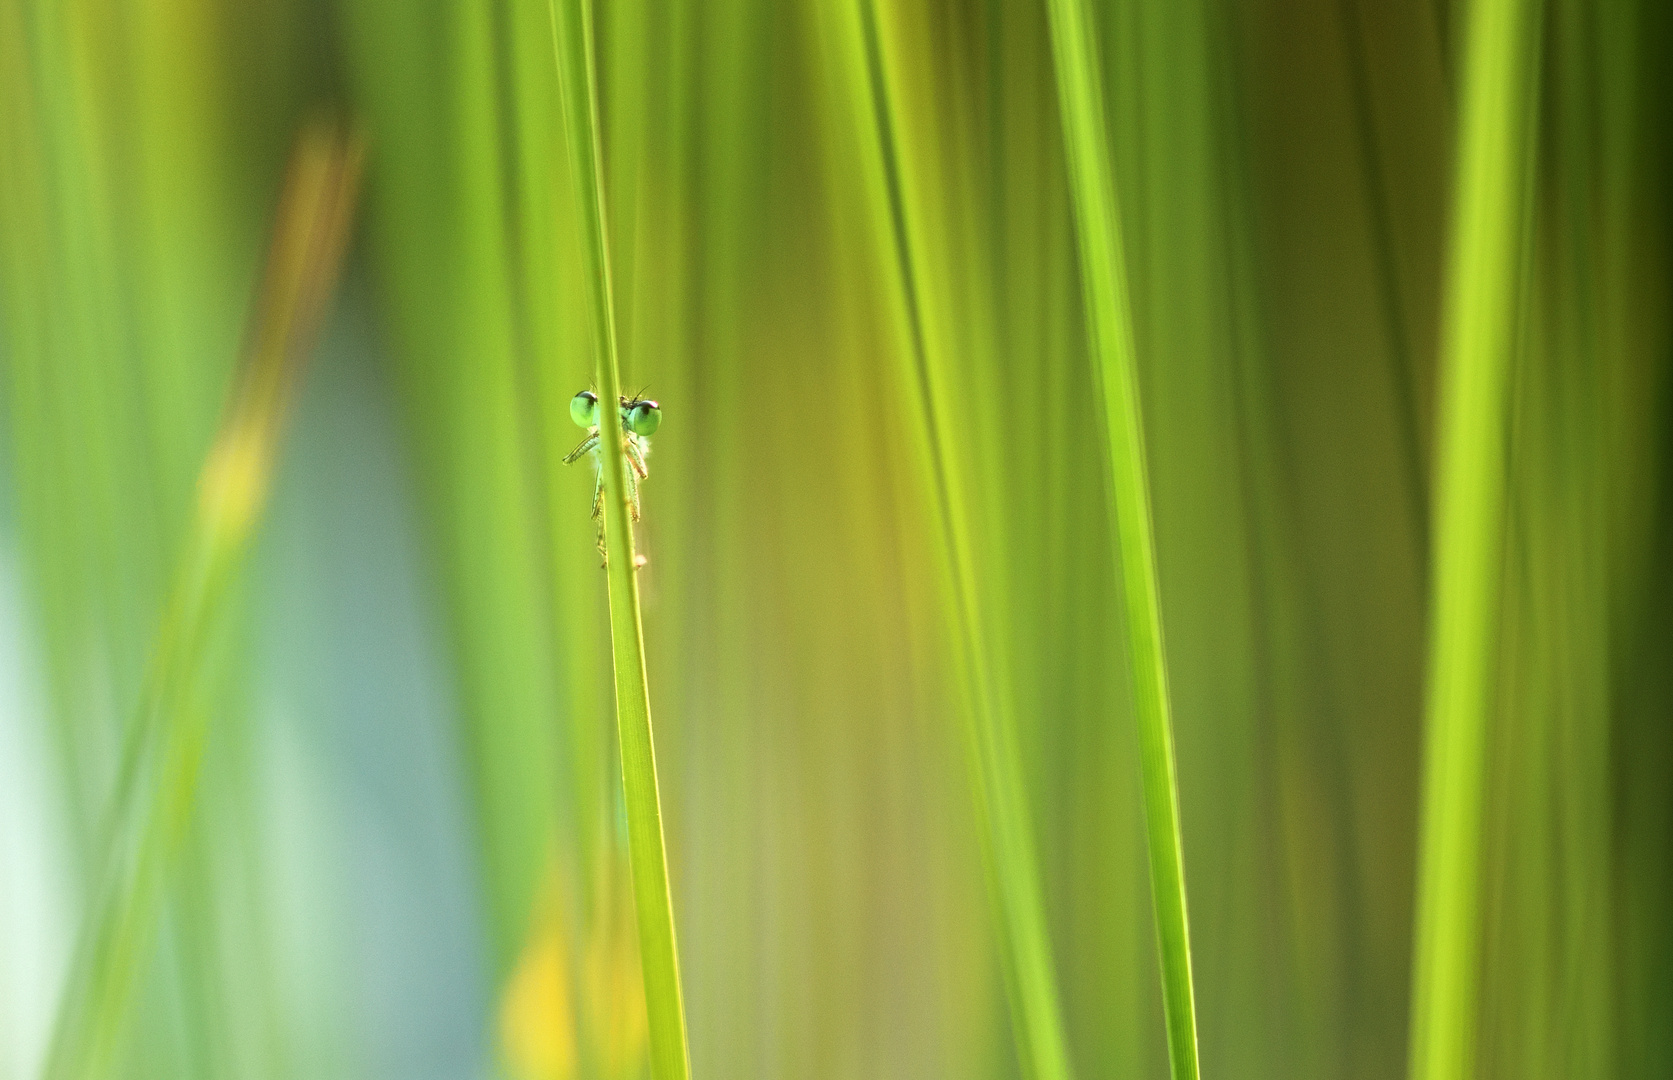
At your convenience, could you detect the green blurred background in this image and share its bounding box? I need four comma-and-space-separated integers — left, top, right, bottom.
1, 0, 1669, 1078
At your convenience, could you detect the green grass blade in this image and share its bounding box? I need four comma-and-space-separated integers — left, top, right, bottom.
38, 121, 360, 1080
810, 3, 1076, 1077
1043, 2, 1202, 1077
1406, 0, 1541, 1077
547, 2, 692, 1077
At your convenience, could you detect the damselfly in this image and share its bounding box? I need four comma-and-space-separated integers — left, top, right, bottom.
564, 389, 661, 567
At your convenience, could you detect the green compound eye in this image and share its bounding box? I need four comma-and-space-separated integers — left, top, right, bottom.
624, 400, 661, 437
570, 390, 598, 428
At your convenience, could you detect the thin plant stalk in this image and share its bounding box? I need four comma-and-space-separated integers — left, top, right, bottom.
1406, 0, 1541, 1077
1043, 1, 1202, 1077
40, 121, 360, 1080
547, 1, 692, 1078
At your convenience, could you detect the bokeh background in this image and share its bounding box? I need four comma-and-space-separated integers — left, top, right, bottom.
1, 0, 1670, 1078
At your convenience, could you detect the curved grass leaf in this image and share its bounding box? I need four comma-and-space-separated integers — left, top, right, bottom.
809, 3, 1077, 1078
1043, 1, 1202, 1077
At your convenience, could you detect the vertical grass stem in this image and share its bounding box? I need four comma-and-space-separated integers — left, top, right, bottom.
547, 2, 693, 1077
1406, 0, 1540, 1078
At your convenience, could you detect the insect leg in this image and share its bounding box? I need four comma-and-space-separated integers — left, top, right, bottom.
592, 470, 608, 567
564, 429, 601, 464
624, 436, 649, 479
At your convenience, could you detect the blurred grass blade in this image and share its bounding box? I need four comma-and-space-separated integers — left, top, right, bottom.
1337, 0, 1430, 563
40, 120, 360, 1080
1407, 0, 1541, 1076
1044, 2, 1202, 1077
810, 3, 1077, 1077
547, 2, 692, 1078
